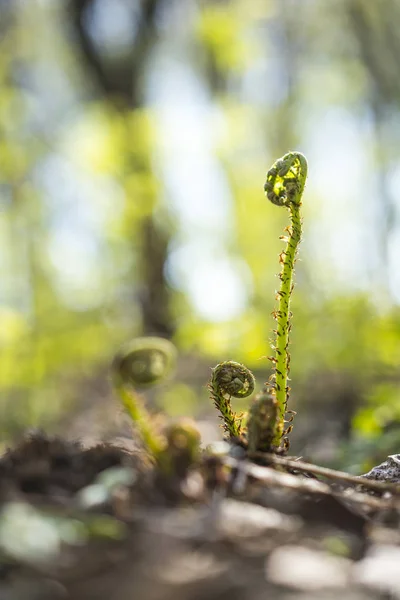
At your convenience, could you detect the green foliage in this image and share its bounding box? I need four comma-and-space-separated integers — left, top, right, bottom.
196, 3, 247, 72
0, 0, 400, 470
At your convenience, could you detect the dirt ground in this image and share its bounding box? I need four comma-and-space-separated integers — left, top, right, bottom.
0, 432, 399, 600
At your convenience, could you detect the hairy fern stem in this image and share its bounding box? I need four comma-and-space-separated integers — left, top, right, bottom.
264, 152, 308, 447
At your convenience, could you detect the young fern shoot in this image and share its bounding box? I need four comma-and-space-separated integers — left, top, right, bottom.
111, 337, 177, 456
246, 390, 279, 454
112, 337, 201, 484
264, 152, 308, 448
209, 361, 255, 439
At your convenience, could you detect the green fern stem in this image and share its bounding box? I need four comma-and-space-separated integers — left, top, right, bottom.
273, 201, 301, 442
264, 152, 308, 447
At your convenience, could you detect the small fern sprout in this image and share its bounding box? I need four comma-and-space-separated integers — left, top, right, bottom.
209, 361, 255, 439
111, 337, 177, 456
246, 390, 279, 454
264, 152, 308, 449
159, 419, 201, 479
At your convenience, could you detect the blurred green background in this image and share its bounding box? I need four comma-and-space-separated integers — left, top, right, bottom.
1, 0, 400, 471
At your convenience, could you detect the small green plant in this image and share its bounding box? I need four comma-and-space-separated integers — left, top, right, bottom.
111, 337, 200, 478
264, 151, 308, 446
246, 390, 279, 454
209, 361, 256, 438
112, 152, 307, 459
210, 152, 308, 453
111, 336, 177, 456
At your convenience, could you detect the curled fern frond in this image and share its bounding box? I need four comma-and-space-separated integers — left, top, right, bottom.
209, 361, 255, 438
112, 337, 177, 388
264, 151, 307, 207
111, 337, 177, 456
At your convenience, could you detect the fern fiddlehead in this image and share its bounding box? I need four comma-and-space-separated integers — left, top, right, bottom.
264, 152, 308, 447
209, 361, 255, 438
111, 337, 177, 456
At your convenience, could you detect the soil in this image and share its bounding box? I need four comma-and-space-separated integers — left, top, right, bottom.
0, 432, 399, 600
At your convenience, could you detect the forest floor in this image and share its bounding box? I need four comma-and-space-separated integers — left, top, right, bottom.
0, 433, 399, 600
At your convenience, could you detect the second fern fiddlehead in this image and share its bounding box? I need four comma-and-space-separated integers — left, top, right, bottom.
209, 361, 255, 438
264, 152, 308, 448
113, 337, 176, 387
112, 338, 201, 480
111, 337, 177, 456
